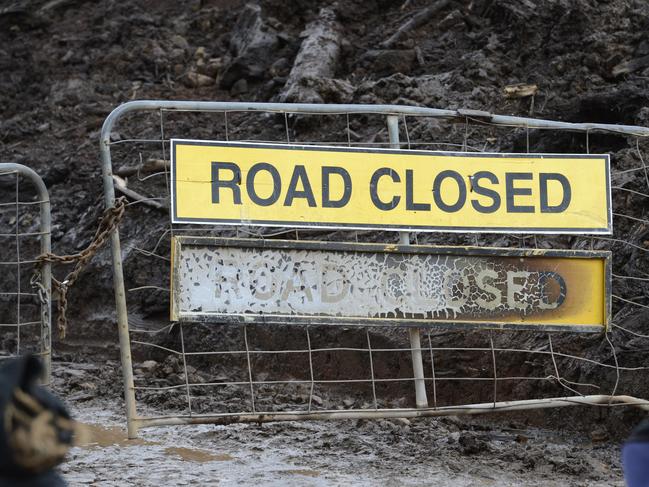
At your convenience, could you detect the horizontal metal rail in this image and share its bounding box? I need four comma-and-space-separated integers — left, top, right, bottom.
133, 394, 649, 429
101, 101, 649, 141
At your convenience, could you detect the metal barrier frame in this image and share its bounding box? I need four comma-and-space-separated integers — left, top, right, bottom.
0, 163, 52, 382
99, 101, 649, 438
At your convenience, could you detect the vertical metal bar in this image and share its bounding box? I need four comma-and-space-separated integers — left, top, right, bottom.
179, 323, 193, 415
3, 164, 52, 381
489, 332, 497, 408
387, 115, 428, 409
427, 331, 437, 409
546, 334, 581, 396
243, 325, 256, 412
37, 171, 52, 382
463, 117, 469, 152
402, 115, 411, 149
636, 138, 649, 189
408, 325, 428, 408
15, 174, 21, 357
100, 133, 139, 439
284, 112, 290, 143
604, 333, 620, 401
366, 330, 378, 410
306, 327, 315, 412
387, 115, 400, 150
346, 113, 351, 147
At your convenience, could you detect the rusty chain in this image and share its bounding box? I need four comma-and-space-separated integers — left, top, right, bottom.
34, 197, 127, 339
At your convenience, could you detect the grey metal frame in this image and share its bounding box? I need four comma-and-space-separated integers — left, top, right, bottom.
99, 101, 649, 438
0, 163, 52, 382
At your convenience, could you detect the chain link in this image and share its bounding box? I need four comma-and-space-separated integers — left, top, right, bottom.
34, 197, 127, 339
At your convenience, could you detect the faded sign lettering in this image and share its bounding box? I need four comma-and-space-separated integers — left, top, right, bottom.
171, 237, 610, 332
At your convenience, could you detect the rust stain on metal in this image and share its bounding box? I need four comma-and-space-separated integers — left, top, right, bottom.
171, 237, 609, 331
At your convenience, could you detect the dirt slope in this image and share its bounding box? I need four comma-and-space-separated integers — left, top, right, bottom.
1, 0, 649, 451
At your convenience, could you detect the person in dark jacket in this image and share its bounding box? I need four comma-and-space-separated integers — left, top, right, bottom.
623, 418, 649, 487
0, 354, 77, 487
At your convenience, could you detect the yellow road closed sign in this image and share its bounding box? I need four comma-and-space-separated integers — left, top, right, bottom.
171, 140, 611, 234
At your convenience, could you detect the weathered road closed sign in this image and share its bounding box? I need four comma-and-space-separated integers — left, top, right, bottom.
171, 237, 610, 333
171, 140, 612, 234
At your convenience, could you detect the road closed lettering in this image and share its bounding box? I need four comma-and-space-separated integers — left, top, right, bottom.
172, 140, 611, 234
171, 237, 610, 332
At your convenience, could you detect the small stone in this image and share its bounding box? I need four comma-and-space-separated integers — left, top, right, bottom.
170, 34, 189, 51
191, 374, 205, 384
139, 360, 158, 372
61, 49, 74, 62
390, 417, 411, 427
311, 395, 324, 406
230, 78, 248, 95
182, 71, 215, 88
360, 49, 416, 77
342, 398, 355, 407
458, 433, 488, 454
194, 46, 207, 59
79, 381, 97, 391
169, 48, 186, 62
590, 427, 609, 442
269, 57, 290, 77
151, 44, 166, 61
201, 58, 223, 78
438, 9, 465, 30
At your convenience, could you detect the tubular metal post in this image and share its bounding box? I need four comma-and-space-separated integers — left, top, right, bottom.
38, 174, 51, 382
387, 115, 428, 409
99, 134, 139, 439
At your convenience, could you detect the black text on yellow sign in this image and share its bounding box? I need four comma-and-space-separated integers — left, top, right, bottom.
171, 140, 612, 234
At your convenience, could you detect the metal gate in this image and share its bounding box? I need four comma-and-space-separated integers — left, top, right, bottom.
0, 163, 51, 382
99, 101, 649, 438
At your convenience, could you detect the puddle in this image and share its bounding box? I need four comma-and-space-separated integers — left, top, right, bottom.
164, 446, 233, 462
77, 423, 233, 463
77, 424, 152, 448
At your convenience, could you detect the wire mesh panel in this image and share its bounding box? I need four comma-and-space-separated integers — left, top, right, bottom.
99, 101, 649, 437
0, 163, 52, 382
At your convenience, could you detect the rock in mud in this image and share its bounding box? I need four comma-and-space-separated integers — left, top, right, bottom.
359, 49, 416, 77
182, 71, 215, 88
458, 432, 489, 455
139, 360, 158, 373
230, 78, 248, 95
219, 3, 280, 89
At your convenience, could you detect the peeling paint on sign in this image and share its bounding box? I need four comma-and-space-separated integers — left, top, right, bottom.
171, 238, 610, 332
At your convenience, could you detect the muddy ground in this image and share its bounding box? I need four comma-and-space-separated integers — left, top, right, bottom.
2, 0, 649, 484
55, 360, 625, 486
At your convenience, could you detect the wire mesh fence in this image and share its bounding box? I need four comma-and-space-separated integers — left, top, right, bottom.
0, 163, 51, 382
99, 101, 649, 436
